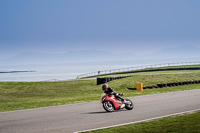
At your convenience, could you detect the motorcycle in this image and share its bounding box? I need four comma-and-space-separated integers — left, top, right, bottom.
101, 93, 134, 112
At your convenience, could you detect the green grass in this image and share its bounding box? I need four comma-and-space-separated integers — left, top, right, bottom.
85, 65, 200, 78
1, 71, 200, 112
0, 80, 101, 112
85, 111, 200, 133
95, 70, 199, 78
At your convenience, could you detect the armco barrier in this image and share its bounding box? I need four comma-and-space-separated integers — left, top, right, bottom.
96, 65, 200, 85
96, 76, 131, 85
77, 61, 200, 79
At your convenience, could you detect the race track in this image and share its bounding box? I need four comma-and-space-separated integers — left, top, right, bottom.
1, 89, 200, 133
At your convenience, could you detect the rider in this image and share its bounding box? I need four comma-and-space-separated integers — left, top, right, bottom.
102, 83, 125, 102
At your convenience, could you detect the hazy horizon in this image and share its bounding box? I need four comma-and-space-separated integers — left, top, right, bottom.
1, 0, 200, 60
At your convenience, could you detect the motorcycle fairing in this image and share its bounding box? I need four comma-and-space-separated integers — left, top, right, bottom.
101, 94, 123, 110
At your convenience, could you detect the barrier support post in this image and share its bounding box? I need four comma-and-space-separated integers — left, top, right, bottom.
136, 83, 143, 91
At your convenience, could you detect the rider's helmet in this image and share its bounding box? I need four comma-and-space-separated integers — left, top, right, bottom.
102, 84, 108, 91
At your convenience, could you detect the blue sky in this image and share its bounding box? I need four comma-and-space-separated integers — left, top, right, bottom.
1, 0, 200, 59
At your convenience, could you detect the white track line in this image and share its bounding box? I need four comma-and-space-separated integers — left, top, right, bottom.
74, 108, 200, 133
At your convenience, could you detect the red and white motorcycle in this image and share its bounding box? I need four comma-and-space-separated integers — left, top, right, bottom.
101, 93, 133, 112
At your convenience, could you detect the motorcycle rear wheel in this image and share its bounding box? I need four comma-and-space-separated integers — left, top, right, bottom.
124, 99, 134, 110
103, 101, 114, 112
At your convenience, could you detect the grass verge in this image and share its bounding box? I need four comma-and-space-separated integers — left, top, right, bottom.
84, 65, 200, 78
84, 111, 200, 133
0, 71, 200, 112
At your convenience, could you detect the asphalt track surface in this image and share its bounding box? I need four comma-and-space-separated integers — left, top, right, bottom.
1, 89, 200, 133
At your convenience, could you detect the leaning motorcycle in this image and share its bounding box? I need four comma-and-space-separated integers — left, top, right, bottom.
101, 93, 133, 112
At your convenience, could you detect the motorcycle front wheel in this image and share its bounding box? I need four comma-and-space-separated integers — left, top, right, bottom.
102, 101, 114, 112
124, 99, 134, 110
